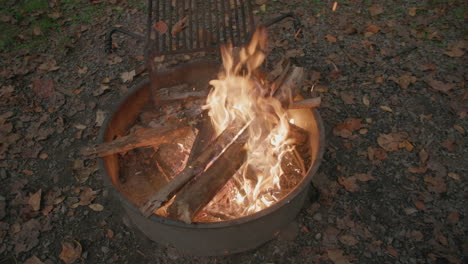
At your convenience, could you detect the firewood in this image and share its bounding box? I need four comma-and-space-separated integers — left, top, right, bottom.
167, 140, 247, 223
186, 113, 215, 163
140, 67, 306, 217
81, 123, 190, 157
140, 121, 250, 217
167, 122, 308, 223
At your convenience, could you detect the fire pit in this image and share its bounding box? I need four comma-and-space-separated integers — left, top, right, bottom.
94, 30, 324, 255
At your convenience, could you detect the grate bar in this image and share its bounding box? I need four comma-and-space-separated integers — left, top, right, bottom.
149, 0, 255, 56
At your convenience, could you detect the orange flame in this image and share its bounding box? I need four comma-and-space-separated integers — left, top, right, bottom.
201, 28, 301, 218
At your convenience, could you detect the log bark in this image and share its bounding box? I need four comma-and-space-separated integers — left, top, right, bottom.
167, 140, 247, 223
140, 121, 250, 217
81, 123, 190, 157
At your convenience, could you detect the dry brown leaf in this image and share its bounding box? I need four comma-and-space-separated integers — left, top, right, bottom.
414, 200, 426, 210
120, 70, 135, 83
172, 16, 188, 36
327, 249, 352, 264
33, 27, 42, 36
77, 66, 88, 75
366, 24, 380, 34
419, 149, 429, 164
78, 188, 99, 206
89, 203, 104, 211
387, 245, 399, 257
354, 173, 375, 182
424, 175, 447, 193
447, 211, 459, 224
339, 234, 358, 246
427, 79, 454, 93
333, 118, 364, 138
393, 75, 417, 89
447, 172, 460, 180
338, 177, 359, 192
368, 4, 384, 16
106, 55, 123, 65
408, 8, 417, 16
28, 189, 42, 211
377, 132, 408, 152
59, 241, 82, 264
38, 59, 60, 72
408, 167, 427, 174
154, 21, 168, 34
340, 91, 357, 104
399, 140, 414, 151
326, 34, 337, 43
368, 147, 387, 161
380, 105, 393, 112
24, 255, 44, 264
444, 40, 466, 57
453, 124, 465, 135
409, 230, 424, 241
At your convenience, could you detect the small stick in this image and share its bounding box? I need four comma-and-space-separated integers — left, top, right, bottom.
289, 97, 321, 109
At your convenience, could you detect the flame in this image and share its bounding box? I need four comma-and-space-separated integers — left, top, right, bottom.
201, 28, 302, 219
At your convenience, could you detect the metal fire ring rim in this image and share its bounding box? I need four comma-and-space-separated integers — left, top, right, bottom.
97, 62, 325, 229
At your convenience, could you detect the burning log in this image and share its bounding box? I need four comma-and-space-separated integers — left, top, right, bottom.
82, 123, 190, 157
289, 97, 321, 109
167, 139, 247, 223
140, 121, 250, 217
140, 65, 308, 218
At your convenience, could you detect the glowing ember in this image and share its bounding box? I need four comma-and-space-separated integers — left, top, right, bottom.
198, 28, 306, 220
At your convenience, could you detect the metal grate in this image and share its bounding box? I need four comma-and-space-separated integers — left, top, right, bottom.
147, 0, 255, 56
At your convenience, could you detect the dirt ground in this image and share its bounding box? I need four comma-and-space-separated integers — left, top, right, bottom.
0, 0, 466, 263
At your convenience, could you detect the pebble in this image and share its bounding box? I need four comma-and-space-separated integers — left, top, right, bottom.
313, 213, 322, 221
315, 233, 321, 240
101, 246, 109, 254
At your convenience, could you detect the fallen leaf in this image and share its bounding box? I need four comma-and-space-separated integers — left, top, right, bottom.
366, 24, 380, 34
368, 4, 384, 16
408, 8, 417, 16
444, 40, 466, 57
77, 66, 88, 75
32, 79, 55, 99
338, 177, 359, 192
368, 147, 387, 161
426, 79, 454, 93
377, 132, 408, 152
33, 27, 42, 36
453, 124, 465, 135
419, 149, 429, 164
380, 105, 393, 112
387, 245, 399, 257
339, 234, 358, 246
409, 230, 423, 241
326, 34, 337, 43
106, 55, 123, 65
95, 110, 106, 127
38, 59, 60, 72
398, 140, 414, 151
154, 21, 168, 34
327, 249, 352, 264
78, 188, 99, 206
408, 167, 427, 174
120, 70, 135, 83
285, 48, 305, 58
424, 175, 447, 193
447, 172, 460, 180
354, 173, 375, 182
440, 139, 456, 152
28, 189, 42, 211
24, 255, 44, 264
414, 200, 426, 210
59, 241, 82, 264
392, 75, 417, 89
171, 16, 188, 36
333, 118, 364, 138
362, 95, 370, 106
447, 211, 459, 224
89, 203, 104, 211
